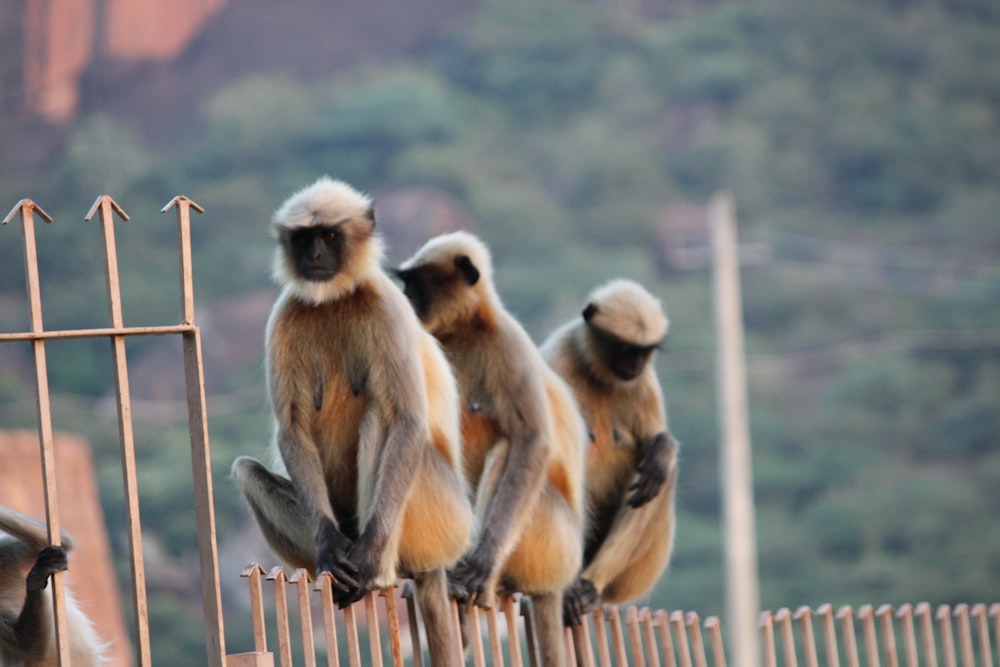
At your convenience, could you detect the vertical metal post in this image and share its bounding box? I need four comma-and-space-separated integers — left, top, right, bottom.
671, 610, 694, 667
3, 199, 71, 666
709, 191, 761, 667
607, 606, 629, 667
86, 195, 152, 667
936, 605, 958, 667
759, 612, 776, 667
895, 605, 919, 667
971, 604, 993, 667
290, 570, 317, 667
163, 196, 227, 665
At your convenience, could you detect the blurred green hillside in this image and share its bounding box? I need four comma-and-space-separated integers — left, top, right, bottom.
1, 0, 999, 663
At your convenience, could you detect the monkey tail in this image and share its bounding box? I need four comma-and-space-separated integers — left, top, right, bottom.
0, 505, 74, 552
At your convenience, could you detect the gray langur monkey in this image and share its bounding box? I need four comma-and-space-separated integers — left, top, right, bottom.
231, 177, 475, 666
540, 279, 679, 627
0, 506, 107, 666
396, 231, 587, 667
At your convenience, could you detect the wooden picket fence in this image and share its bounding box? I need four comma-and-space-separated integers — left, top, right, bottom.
231, 564, 1000, 667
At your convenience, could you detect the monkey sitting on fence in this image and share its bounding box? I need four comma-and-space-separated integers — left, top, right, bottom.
0, 506, 107, 666
540, 279, 679, 627
232, 177, 476, 666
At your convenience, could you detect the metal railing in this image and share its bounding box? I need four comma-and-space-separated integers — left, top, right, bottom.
2, 196, 227, 666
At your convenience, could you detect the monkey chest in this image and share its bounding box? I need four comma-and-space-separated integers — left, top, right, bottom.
459, 408, 503, 485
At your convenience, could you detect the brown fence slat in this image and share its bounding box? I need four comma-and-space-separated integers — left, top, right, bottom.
895, 604, 919, 667
627, 606, 647, 667
655, 610, 677, 667
858, 605, 880, 667
267, 567, 293, 667
241, 564, 269, 654
685, 612, 707, 667
640, 609, 661, 667
290, 569, 317, 667
608, 606, 630, 667
794, 607, 818, 667
953, 604, 975, 667
502, 594, 524, 667
704, 616, 726, 667
877, 605, 899, 667
343, 598, 362, 667
916, 603, 938, 667
775, 608, 797, 667
760, 611, 777, 667
380, 587, 404, 667
315, 574, 341, 667
365, 591, 384, 667
938, 604, 958, 667
837, 606, 860, 667
816, 604, 840, 667
971, 604, 993, 667
671, 610, 693, 667
400, 582, 422, 667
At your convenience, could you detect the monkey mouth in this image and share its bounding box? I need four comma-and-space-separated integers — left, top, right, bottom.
300, 269, 339, 282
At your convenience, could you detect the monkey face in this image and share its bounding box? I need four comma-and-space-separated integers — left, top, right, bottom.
589, 324, 660, 382
279, 225, 346, 282
395, 255, 480, 328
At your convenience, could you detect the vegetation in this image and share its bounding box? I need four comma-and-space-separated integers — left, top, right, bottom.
1, 0, 998, 662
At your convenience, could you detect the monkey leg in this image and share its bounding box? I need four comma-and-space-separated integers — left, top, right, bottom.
399, 450, 475, 576
231, 456, 316, 572
581, 467, 677, 605
414, 567, 464, 667
531, 590, 568, 667
501, 482, 582, 597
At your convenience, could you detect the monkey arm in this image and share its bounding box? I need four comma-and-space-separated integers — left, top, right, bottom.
455, 392, 551, 604
275, 427, 359, 595
7, 545, 68, 660
627, 432, 679, 508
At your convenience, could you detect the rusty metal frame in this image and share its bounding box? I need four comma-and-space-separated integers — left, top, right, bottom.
2, 196, 226, 666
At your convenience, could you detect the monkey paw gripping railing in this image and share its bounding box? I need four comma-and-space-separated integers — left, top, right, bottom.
3, 197, 999, 667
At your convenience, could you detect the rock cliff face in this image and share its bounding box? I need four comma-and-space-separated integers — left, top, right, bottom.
22, 0, 227, 122
16, 0, 475, 128
0, 430, 132, 666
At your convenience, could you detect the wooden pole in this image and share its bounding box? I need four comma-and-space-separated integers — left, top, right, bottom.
710, 191, 761, 667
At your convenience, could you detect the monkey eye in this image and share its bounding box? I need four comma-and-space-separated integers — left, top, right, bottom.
322, 230, 339, 242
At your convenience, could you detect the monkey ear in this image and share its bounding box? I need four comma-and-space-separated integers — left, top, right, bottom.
366, 205, 377, 230
582, 303, 598, 322
455, 255, 480, 286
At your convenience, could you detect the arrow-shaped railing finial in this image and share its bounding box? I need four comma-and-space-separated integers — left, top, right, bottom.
85, 194, 129, 222
3, 198, 53, 225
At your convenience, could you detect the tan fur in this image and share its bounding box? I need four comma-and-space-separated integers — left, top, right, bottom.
541, 279, 678, 607
262, 182, 474, 584
399, 232, 587, 666
235, 179, 474, 665
0, 508, 108, 667
585, 279, 668, 347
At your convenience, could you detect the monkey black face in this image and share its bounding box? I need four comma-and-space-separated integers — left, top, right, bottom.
395, 255, 480, 321
279, 225, 346, 282
584, 305, 661, 381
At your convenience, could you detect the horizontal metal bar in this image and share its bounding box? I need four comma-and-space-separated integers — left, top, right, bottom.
0, 324, 196, 342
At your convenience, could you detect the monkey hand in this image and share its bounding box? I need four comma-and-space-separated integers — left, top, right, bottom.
27, 545, 69, 592
563, 577, 600, 627
316, 523, 361, 605
627, 433, 678, 508
449, 549, 495, 608
334, 539, 384, 608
